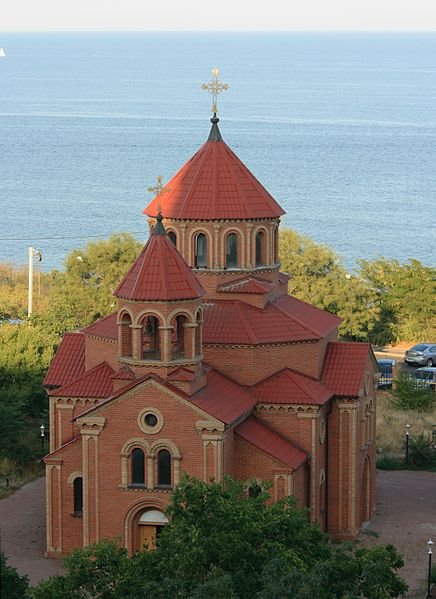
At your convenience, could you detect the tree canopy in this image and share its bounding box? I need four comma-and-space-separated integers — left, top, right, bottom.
32, 477, 408, 599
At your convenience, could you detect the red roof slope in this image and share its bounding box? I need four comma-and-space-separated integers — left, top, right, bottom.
236, 416, 307, 470
254, 368, 333, 405
51, 362, 115, 398
191, 368, 256, 424
202, 294, 339, 345
144, 137, 285, 220
322, 342, 371, 398
114, 227, 205, 301
43, 332, 85, 388
82, 312, 117, 340
217, 276, 274, 295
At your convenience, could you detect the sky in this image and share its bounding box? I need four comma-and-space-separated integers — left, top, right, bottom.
2, 0, 436, 31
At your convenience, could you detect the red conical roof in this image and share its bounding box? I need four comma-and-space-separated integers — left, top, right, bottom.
114, 217, 205, 301
144, 121, 285, 220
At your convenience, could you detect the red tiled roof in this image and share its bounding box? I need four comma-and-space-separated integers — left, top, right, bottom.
43, 332, 85, 388
217, 276, 274, 295
111, 366, 136, 380
82, 312, 117, 340
51, 362, 115, 398
254, 368, 333, 406
236, 416, 307, 470
168, 367, 197, 382
202, 295, 339, 345
322, 342, 371, 398
144, 136, 285, 220
114, 229, 205, 301
191, 368, 256, 424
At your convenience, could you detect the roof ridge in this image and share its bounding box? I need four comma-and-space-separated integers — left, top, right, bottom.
236, 301, 259, 344
222, 144, 252, 218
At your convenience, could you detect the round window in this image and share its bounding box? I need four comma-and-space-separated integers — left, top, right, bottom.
145, 413, 158, 428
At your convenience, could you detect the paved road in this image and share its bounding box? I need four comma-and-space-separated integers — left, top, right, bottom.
1, 471, 435, 595
0, 477, 64, 586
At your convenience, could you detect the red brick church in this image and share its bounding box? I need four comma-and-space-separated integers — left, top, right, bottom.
43, 100, 377, 556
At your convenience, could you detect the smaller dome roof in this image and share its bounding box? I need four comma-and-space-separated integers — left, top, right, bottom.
114, 216, 205, 302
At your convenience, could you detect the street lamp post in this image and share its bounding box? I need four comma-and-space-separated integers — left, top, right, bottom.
405, 424, 411, 464
40, 424, 45, 452
428, 539, 433, 598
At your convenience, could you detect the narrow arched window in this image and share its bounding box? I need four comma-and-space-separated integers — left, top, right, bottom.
255, 231, 265, 267
195, 311, 202, 356
131, 448, 145, 485
225, 233, 238, 269
142, 315, 160, 360
73, 477, 83, 515
194, 233, 207, 268
168, 231, 177, 246
157, 449, 171, 487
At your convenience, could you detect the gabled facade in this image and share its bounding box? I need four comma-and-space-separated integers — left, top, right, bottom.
43, 115, 377, 557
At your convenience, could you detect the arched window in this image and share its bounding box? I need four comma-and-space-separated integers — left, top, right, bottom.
225, 233, 238, 269
131, 448, 145, 486
142, 315, 160, 360
255, 231, 265, 267
73, 477, 83, 515
157, 449, 171, 487
194, 233, 207, 268
168, 231, 177, 246
120, 312, 132, 357
171, 315, 187, 359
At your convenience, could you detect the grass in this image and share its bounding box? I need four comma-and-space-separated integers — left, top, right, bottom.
376, 390, 436, 454
0, 458, 44, 500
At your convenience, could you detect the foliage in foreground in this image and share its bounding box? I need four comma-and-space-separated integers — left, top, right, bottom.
391, 371, 436, 412
32, 477, 408, 599
0, 552, 30, 599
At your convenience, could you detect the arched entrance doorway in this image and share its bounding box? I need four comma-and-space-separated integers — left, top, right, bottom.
136, 509, 168, 551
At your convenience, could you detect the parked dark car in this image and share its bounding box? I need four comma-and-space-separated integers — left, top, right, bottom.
404, 344, 436, 366
377, 359, 396, 388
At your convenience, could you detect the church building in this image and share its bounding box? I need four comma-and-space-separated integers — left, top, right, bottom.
43, 74, 377, 556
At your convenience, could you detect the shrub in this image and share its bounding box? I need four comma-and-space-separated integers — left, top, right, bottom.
391, 372, 435, 412
408, 434, 436, 469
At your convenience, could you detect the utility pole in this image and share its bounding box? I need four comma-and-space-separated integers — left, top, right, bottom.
28, 247, 42, 320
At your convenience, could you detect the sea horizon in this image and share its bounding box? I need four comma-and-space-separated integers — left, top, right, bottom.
1, 32, 435, 271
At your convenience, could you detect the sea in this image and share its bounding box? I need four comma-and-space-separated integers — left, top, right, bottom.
0, 32, 435, 271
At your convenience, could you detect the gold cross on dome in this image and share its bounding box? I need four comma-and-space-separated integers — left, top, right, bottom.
147, 175, 170, 213
201, 67, 229, 114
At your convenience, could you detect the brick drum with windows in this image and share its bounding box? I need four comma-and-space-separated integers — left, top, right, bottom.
43, 114, 377, 557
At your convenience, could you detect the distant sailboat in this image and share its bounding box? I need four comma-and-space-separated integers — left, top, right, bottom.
0, 48, 6, 58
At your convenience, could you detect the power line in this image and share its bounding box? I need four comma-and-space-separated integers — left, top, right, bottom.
0, 231, 146, 241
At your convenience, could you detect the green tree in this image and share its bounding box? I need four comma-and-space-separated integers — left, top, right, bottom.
0, 552, 30, 599
279, 229, 380, 340
391, 371, 435, 412
50, 233, 142, 326
34, 477, 407, 599
359, 258, 436, 343
32, 539, 128, 599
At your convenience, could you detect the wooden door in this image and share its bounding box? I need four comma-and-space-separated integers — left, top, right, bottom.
137, 524, 156, 551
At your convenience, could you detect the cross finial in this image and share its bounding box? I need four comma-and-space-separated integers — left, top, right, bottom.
147, 175, 170, 214
201, 67, 229, 115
